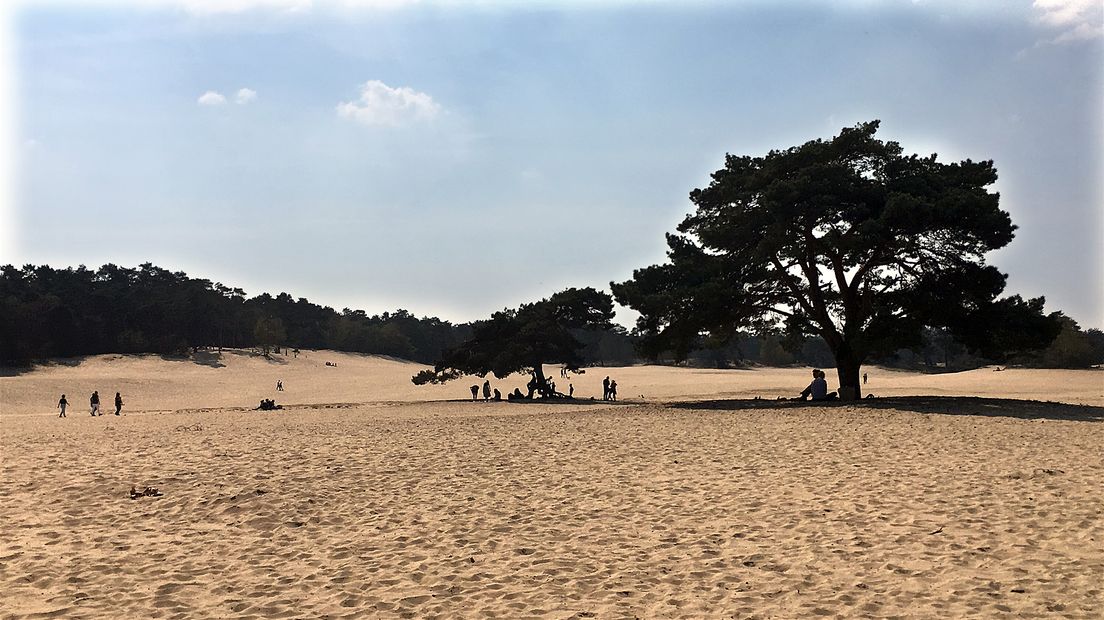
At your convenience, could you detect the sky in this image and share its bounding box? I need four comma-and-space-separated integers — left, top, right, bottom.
1, 0, 1101, 329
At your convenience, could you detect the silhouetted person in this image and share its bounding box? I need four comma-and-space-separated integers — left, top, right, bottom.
602, 376, 611, 401
798, 369, 819, 400
277, 380, 284, 391
493, 388, 502, 401
114, 392, 123, 416
509, 387, 525, 401
569, 384, 574, 398
863, 372, 868, 385
470, 385, 479, 401
483, 380, 491, 401
58, 394, 68, 418
609, 379, 617, 401
90, 391, 100, 416
800, 369, 837, 401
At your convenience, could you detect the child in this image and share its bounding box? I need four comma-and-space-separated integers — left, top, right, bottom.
58, 394, 68, 418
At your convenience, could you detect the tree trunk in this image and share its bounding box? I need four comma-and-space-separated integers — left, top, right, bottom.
833, 344, 863, 400
526, 363, 549, 398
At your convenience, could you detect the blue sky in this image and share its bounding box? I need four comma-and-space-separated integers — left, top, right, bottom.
3, 0, 1102, 328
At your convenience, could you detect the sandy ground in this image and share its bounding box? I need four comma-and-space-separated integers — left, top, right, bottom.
1, 350, 1102, 619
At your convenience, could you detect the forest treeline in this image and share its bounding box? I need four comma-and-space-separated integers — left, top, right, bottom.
1, 263, 1100, 369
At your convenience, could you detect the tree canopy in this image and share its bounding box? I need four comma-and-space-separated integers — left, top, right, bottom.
612, 121, 1060, 398
411, 287, 615, 392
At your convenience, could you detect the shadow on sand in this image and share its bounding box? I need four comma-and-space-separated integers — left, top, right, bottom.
163, 349, 289, 367
673, 396, 1104, 422
0, 357, 86, 377
158, 350, 227, 368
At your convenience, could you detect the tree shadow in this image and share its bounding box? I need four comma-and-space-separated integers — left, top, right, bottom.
191, 350, 226, 368
0, 357, 86, 377
673, 396, 1104, 422
159, 350, 227, 368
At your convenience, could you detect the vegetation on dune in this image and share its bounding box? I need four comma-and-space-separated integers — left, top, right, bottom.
0, 263, 469, 365
0, 264, 638, 369
613, 121, 1066, 398
411, 288, 615, 394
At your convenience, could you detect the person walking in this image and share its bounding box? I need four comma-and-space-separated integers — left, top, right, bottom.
90, 391, 100, 416
863, 372, 868, 385
57, 394, 68, 418
114, 392, 123, 416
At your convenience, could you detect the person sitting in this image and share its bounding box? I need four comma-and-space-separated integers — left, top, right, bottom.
798, 369, 837, 402
492, 388, 502, 401
507, 387, 526, 401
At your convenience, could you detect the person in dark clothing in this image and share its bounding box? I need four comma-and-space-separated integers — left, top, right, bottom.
492, 388, 502, 401
609, 380, 617, 401
58, 394, 68, 418
470, 385, 479, 401
799, 369, 837, 401
90, 391, 100, 416
602, 376, 611, 401
483, 380, 491, 401
114, 392, 123, 416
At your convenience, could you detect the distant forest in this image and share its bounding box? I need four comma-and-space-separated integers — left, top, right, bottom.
2, 263, 1101, 370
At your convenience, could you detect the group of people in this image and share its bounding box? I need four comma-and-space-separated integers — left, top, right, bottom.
601, 376, 618, 401
472, 372, 581, 402
58, 390, 123, 417
470, 380, 503, 401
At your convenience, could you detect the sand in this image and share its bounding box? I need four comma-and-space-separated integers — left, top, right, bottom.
1, 350, 1102, 618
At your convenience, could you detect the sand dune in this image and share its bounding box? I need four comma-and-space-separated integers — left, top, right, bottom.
1, 351, 1101, 618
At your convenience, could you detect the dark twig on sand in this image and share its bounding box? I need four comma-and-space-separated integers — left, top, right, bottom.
129, 486, 163, 499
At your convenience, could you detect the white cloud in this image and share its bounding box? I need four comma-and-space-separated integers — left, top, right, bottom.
197, 90, 227, 105
336, 80, 441, 127
1033, 0, 1103, 43
174, 0, 313, 15
235, 88, 257, 104
168, 0, 422, 15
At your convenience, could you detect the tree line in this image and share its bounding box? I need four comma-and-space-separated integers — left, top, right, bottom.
0, 263, 642, 368
0, 261, 1097, 372
0, 263, 466, 365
